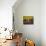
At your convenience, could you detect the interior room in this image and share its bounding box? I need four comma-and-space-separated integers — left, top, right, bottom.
0, 0, 46, 46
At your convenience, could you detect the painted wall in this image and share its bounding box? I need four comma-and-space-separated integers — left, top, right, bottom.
13, 0, 41, 46
41, 0, 46, 46
0, 0, 16, 29
0, 0, 46, 46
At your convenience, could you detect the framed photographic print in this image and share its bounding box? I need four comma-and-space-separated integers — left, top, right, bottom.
23, 16, 34, 24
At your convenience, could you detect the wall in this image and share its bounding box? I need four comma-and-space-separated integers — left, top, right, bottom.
0, 0, 16, 30
41, 0, 46, 46
0, 0, 46, 46
13, 0, 41, 46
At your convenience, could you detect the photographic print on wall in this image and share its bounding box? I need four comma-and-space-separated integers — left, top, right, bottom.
23, 16, 34, 24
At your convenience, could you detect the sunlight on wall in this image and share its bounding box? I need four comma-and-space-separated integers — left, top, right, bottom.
0, 0, 16, 30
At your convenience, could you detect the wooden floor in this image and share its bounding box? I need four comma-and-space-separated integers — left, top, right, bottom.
0, 39, 16, 46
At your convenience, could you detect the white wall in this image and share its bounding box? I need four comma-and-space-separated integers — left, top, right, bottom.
0, 0, 46, 46
0, 0, 16, 29
13, 0, 41, 46
13, 0, 46, 46
41, 0, 46, 46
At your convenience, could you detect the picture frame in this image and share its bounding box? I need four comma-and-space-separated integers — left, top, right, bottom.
23, 16, 34, 24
